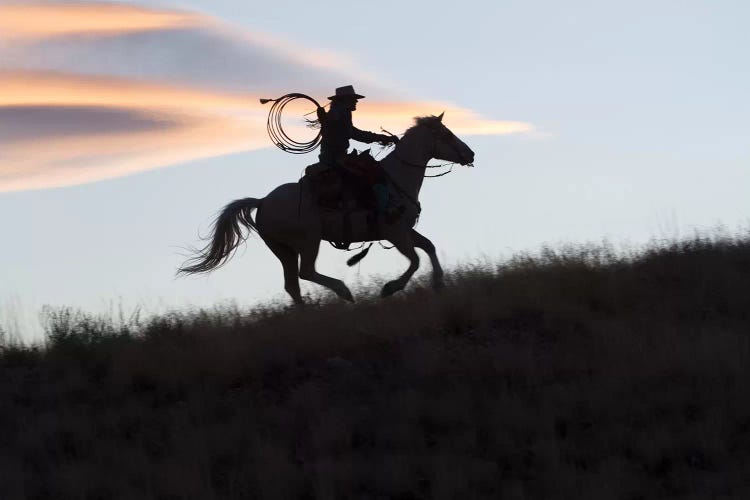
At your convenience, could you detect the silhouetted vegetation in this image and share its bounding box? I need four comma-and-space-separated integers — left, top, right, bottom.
2, 233, 750, 499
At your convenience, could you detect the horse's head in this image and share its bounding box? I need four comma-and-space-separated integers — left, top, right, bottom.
408, 113, 475, 166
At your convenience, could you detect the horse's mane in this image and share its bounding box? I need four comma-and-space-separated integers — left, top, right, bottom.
403, 115, 443, 136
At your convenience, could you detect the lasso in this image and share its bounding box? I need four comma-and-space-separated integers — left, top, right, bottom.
259, 93, 323, 154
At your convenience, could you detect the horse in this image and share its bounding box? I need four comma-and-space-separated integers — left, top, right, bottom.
178, 113, 475, 303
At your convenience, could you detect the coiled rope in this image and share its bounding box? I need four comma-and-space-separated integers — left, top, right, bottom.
260, 93, 324, 154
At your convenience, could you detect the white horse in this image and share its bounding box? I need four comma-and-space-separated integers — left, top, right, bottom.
179, 113, 475, 303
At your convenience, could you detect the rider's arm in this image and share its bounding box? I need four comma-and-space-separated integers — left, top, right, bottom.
351, 126, 395, 144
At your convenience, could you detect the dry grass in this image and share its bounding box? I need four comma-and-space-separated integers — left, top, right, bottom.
1, 234, 750, 499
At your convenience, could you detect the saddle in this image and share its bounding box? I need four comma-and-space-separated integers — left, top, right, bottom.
304, 150, 382, 210
304, 150, 385, 249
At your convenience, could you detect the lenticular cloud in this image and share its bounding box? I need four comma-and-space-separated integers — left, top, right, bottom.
0, 2, 533, 193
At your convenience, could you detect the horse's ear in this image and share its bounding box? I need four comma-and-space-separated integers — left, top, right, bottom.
437, 111, 444, 121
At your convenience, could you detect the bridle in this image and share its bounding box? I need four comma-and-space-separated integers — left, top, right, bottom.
341, 124, 474, 256
379, 124, 474, 212
385, 125, 474, 178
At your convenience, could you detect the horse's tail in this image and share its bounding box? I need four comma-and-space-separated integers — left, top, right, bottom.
178, 197, 262, 275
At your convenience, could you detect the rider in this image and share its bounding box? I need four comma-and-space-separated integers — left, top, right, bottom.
317, 85, 399, 217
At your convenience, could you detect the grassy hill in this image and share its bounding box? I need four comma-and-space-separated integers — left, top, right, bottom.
1, 234, 749, 499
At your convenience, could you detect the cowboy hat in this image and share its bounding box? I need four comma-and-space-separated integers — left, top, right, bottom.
328, 85, 365, 100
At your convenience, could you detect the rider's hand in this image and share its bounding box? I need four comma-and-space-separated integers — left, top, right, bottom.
380, 135, 398, 146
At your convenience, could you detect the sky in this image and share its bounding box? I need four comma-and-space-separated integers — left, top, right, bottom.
1, 0, 748, 341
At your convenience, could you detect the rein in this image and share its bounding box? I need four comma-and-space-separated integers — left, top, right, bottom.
378, 125, 473, 213
381, 126, 472, 179
342, 122, 472, 262
394, 156, 456, 178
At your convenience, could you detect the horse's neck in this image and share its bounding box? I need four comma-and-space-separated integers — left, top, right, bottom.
381, 132, 431, 199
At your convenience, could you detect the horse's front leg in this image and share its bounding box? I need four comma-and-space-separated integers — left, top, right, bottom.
381, 231, 420, 297
299, 239, 354, 302
410, 229, 444, 290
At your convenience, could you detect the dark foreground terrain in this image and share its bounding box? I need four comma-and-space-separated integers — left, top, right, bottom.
1, 235, 750, 499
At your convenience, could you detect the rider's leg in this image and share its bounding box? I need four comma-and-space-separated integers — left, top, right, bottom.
372, 182, 389, 214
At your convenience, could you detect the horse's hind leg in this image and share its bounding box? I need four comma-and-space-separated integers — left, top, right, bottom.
298, 240, 354, 302
411, 229, 444, 290
264, 238, 303, 305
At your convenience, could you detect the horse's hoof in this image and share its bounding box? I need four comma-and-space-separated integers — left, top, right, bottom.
340, 290, 355, 302
381, 281, 400, 298
432, 278, 445, 291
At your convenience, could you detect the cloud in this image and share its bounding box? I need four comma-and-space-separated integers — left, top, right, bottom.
0, 107, 263, 192
356, 101, 534, 136
0, 2, 534, 193
0, 70, 258, 110
0, 73, 264, 192
0, 105, 178, 143
0, 3, 374, 94
0, 2, 205, 39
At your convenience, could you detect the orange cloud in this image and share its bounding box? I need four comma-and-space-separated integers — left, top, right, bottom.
0, 109, 263, 192
0, 69, 532, 192
0, 71, 266, 192
0, 2, 359, 88
0, 2, 205, 40
0, 70, 259, 112
357, 101, 534, 136
0, 2, 535, 193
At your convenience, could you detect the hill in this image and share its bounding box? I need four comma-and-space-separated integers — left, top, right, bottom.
1, 234, 749, 499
